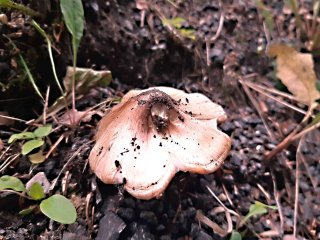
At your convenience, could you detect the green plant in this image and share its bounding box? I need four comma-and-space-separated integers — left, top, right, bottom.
284, 0, 320, 53
162, 17, 196, 40
0, 175, 77, 224
9, 125, 52, 157
31, 20, 65, 98
60, 0, 84, 113
0, 0, 39, 16
230, 201, 277, 240
256, 1, 320, 53
4, 36, 45, 101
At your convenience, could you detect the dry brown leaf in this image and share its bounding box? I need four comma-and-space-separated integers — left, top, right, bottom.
28, 151, 46, 164
267, 43, 320, 108
59, 109, 94, 126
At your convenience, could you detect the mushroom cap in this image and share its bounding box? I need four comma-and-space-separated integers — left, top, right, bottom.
89, 87, 231, 200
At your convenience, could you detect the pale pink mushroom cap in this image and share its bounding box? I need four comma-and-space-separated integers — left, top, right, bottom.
89, 87, 231, 200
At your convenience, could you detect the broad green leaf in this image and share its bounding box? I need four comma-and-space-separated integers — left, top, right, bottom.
60, 0, 84, 53
0, 175, 25, 192
28, 151, 46, 164
19, 205, 37, 216
243, 201, 277, 223
9, 132, 35, 143
28, 182, 45, 200
230, 231, 242, 240
34, 125, 52, 138
22, 139, 44, 155
40, 194, 77, 224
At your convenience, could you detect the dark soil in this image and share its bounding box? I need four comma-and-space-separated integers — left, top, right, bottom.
0, 0, 319, 240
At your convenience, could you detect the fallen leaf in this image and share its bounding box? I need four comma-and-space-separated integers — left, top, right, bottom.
59, 109, 94, 126
45, 67, 111, 120
63, 67, 112, 93
267, 43, 320, 108
28, 150, 46, 164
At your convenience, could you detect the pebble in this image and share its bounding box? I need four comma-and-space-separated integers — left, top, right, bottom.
96, 211, 126, 240
139, 211, 158, 227
130, 225, 155, 240
117, 207, 135, 222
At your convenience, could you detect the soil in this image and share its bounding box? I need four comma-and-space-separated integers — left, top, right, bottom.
0, 0, 319, 240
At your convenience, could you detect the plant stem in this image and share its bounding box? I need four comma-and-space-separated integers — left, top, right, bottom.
289, 0, 305, 37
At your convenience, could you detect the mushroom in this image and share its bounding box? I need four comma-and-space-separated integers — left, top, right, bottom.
89, 87, 231, 200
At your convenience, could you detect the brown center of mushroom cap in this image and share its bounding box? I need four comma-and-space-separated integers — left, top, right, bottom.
138, 89, 179, 132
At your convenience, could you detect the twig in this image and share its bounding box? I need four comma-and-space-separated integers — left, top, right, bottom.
209, 1, 225, 43
45, 133, 65, 159
85, 192, 93, 231
50, 145, 87, 191
265, 106, 315, 160
0, 189, 32, 200
242, 80, 308, 115
293, 138, 303, 237
240, 79, 276, 141
0, 153, 20, 172
291, 121, 320, 141
264, 128, 300, 160
43, 87, 50, 125
0, 114, 28, 124
206, 185, 239, 217
257, 183, 271, 201
270, 169, 284, 236
205, 0, 224, 66
222, 183, 234, 207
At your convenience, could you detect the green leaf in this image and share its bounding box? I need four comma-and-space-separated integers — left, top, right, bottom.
255, 0, 274, 33
311, 112, 320, 125
28, 182, 45, 200
19, 205, 37, 216
316, 81, 320, 92
34, 125, 52, 138
31, 20, 65, 97
8, 132, 35, 143
0, 0, 39, 16
243, 201, 277, 223
0, 175, 25, 192
22, 139, 44, 155
230, 231, 242, 240
162, 17, 186, 28
40, 194, 77, 224
60, 0, 84, 53
178, 29, 196, 40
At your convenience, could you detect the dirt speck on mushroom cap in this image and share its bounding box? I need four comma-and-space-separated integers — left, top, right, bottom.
89, 87, 231, 200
